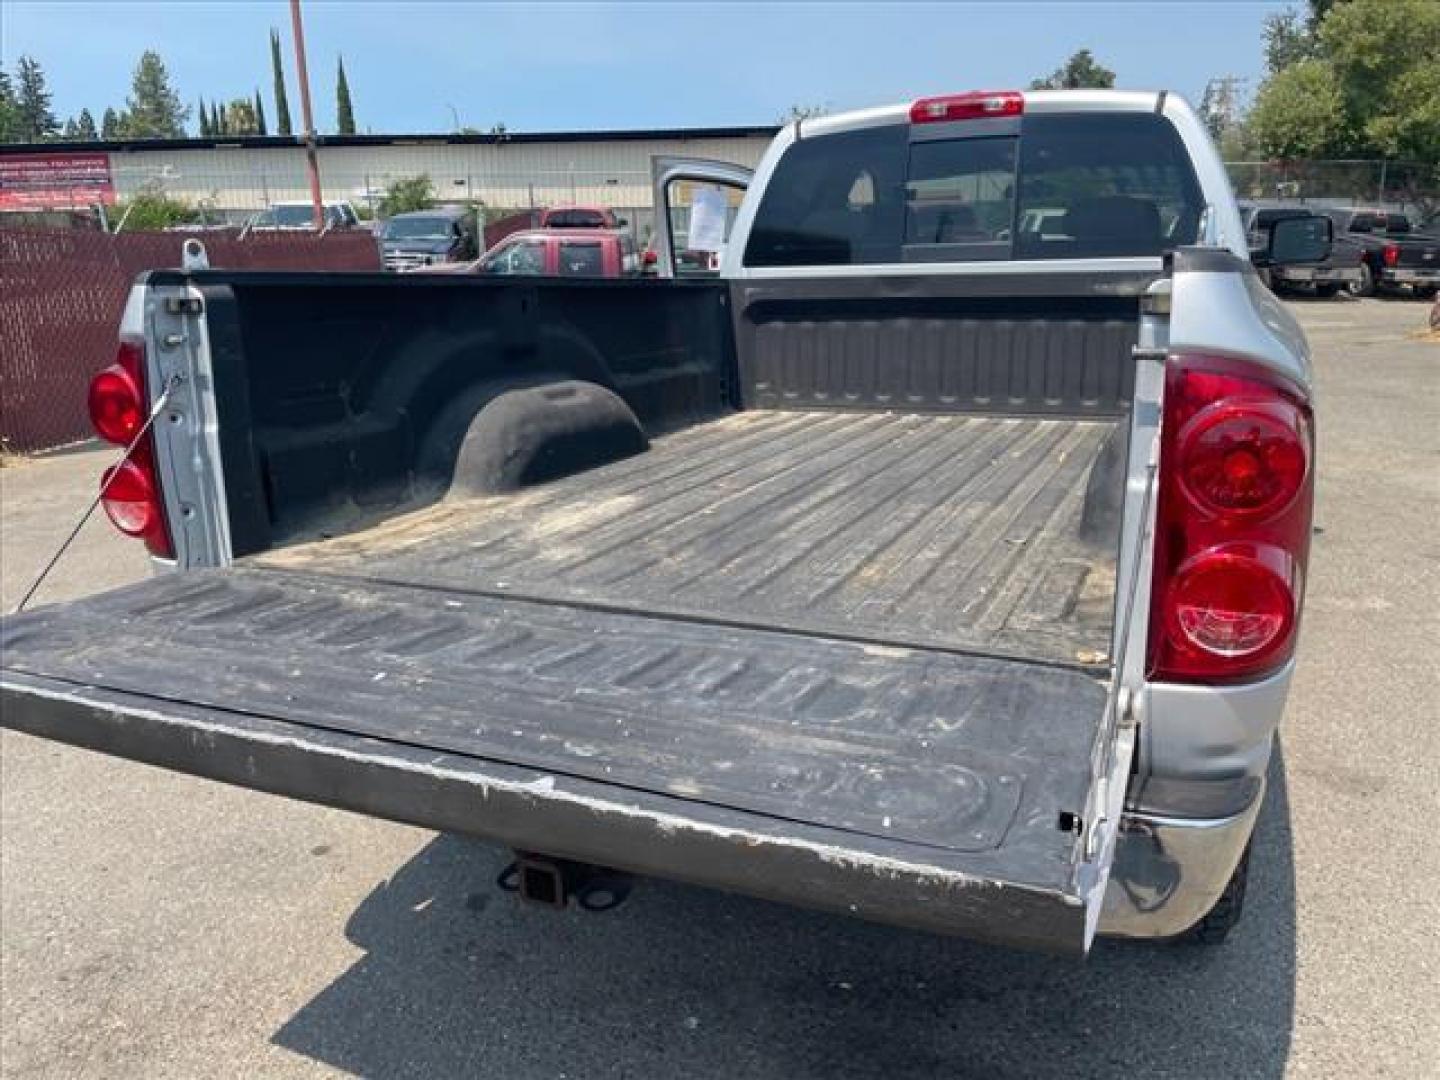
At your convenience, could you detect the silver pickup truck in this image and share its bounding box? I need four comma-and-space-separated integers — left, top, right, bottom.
0, 89, 1326, 956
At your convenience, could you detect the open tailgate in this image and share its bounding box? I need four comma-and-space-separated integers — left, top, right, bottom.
2, 566, 1122, 954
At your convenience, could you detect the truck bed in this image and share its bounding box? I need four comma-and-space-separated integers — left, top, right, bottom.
1, 409, 1123, 951
263, 409, 1120, 668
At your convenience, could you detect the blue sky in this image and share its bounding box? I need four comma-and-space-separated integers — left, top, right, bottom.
3, 1, 1290, 134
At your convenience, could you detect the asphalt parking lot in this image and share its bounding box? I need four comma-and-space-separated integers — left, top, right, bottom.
2, 296, 1437, 1079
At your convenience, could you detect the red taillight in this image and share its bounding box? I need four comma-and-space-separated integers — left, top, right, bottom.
910, 91, 1023, 124
642, 249, 658, 265
88, 338, 146, 445
91, 335, 173, 558
101, 459, 162, 537
1382, 243, 1400, 267
1148, 357, 1313, 683
1168, 547, 1295, 662
1176, 398, 1308, 518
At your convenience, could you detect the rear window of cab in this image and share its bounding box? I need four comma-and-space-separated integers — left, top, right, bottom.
744, 112, 1204, 267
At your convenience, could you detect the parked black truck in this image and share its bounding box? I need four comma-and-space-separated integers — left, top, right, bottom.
1322, 208, 1440, 297
1242, 205, 1364, 297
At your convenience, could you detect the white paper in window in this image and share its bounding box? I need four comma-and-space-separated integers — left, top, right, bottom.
686, 184, 728, 253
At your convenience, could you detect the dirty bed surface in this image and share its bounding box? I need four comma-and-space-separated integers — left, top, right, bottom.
264, 409, 1121, 668
1, 408, 1122, 895
2, 563, 1107, 890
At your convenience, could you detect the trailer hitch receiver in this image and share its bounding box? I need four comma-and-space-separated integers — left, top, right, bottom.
498, 851, 632, 912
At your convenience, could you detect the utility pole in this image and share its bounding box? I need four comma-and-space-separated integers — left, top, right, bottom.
1199, 75, 1247, 145
289, 0, 325, 230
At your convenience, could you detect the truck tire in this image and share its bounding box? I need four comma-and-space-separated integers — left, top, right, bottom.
1313, 283, 1341, 299
1177, 842, 1251, 946
1415, 285, 1438, 300
1351, 263, 1376, 297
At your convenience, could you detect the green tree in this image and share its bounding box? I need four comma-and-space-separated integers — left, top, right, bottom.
15, 56, 59, 141
0, 73, 17, 142
217, 101, 228, 135
61, 116, 79, 139
1249, 0, 1439, 219
0, 67, 18, 142
1247, 58, 1348, 159
335, 55, 355, 134
114, 191, 196, 230
101, 107, 121, 140
378, 174, 434, 217
1262, 0, 1344, 73
209, 102, 221, 137
222, 97, 260, 136
197, 96, 210, 137
1319, 0, 1440, 163
1029, 48, 1116, 90
270, 29, 293, 136
74, 108, 97, 141
125, 50, 188, 138
254, 89, 267, 136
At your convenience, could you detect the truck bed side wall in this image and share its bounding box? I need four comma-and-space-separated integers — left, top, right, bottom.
172, 274, 735, 556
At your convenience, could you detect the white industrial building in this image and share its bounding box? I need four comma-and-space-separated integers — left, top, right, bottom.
5, 126, 778, 236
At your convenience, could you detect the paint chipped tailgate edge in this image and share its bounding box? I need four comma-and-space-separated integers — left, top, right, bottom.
0, 671, 1089, 954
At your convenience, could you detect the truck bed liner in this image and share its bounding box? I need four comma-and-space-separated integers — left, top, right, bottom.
1, 565, 1105, 950
265, 410, 1120, 668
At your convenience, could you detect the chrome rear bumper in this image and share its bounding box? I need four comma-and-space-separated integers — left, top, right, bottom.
1382, 268, 1440, 285
1098, 781, 1264, 939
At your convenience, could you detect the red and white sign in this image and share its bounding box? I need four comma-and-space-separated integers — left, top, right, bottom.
0, 152, 116, 210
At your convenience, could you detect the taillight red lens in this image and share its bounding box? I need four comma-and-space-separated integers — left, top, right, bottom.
1177, 399, 1308, 518
1169, 547, 1295, 662
88, 365, 143, 444
1382, 243, 1400, 267
101, 458, 160, 537
1149, 357, 1313, 684
88, 338, 146, 445
91, 335, 174, 558
910, 91, 1024, 124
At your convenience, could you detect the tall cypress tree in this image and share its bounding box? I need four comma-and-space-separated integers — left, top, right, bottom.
198, 96, 210, 137
254, 89, 267, 136
75, 108, 98, 140
15, 55, 59, 141
217, 101, 229, 136
335, 55, 355, 135
101, 107, 120, 140
270, 29, 293, 136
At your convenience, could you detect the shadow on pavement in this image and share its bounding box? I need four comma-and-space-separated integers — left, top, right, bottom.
275, 751, 1296, 1078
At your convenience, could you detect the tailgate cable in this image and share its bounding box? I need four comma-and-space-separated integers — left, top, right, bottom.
15, 374, 183, 613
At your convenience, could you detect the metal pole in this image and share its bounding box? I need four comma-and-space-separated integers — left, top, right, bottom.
1377, 159, 1388, 207
289, 0, 325, 230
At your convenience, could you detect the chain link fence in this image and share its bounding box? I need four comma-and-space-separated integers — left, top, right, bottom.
1224, 159, 1439, 221
101, 161, 671, 241
0, 228, 380, 453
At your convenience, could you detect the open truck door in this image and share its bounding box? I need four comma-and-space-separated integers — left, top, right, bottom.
649, 156, 752, 278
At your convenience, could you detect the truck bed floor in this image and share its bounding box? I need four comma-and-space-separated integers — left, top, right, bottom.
265, 410, 1120, 668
